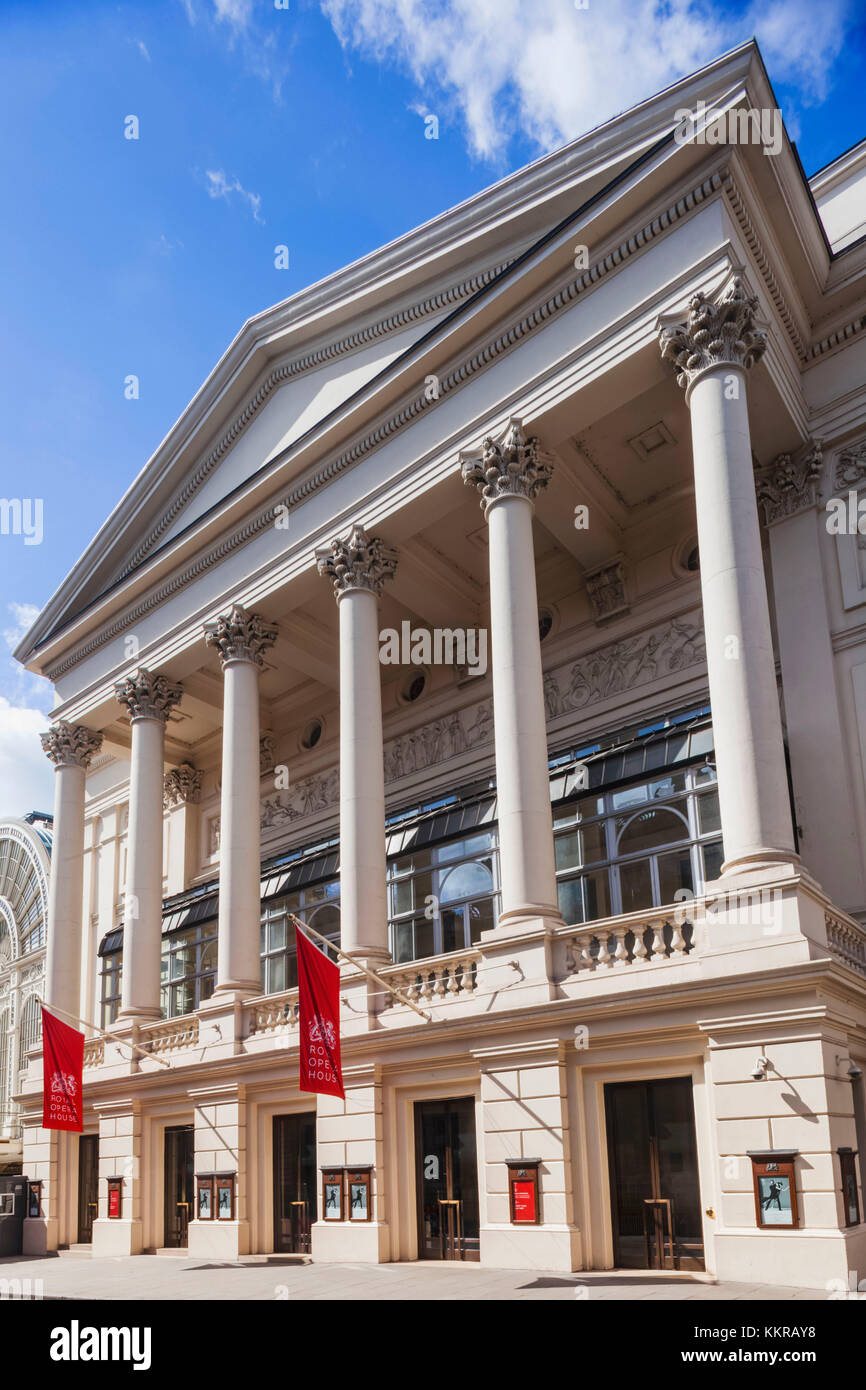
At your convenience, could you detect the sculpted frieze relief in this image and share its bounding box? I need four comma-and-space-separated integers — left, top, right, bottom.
207, 612, 705, 850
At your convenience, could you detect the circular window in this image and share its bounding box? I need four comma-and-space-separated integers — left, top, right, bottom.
300, 718, 323, 751
400, 671, 427, 704
674, 536, 700, 576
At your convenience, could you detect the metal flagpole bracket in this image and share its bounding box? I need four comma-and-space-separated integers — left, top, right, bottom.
289, 915, 432, 1022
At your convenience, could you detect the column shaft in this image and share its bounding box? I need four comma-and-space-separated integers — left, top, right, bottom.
339, 588, 389, 958
216, 659, 263, 992
688, 367, 795, 869
488, 495, 560, 922
44, 763, 87, 1020
119, 716, 167, 1020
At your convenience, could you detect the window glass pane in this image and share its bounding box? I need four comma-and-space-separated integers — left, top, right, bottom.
620, 859, 653, 913
468, 898, 495, 943
269, 917, 287, 951
557, 876, 585, 926
439, 861, 492, 904
555, 830, 580, 872
658, 848, 694, 904
415, 916, 435, 960
200, 974, 215, 1004
268, 953, 286, 994
394, 921, 414, 965
618, 806, 688, 855
442, 908, 463, 954
434, 839, 465, 864
392, 878, 413, 915
584, 869, 610, 921
702, 840, 724, 882
611, 783, 648, 811
649, 771, 686, 799
413, 870, 434, 908
698, 791, 721, 835
582, 821, 607, 864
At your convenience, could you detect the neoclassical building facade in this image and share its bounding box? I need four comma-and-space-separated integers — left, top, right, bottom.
13, 43, 866, 1286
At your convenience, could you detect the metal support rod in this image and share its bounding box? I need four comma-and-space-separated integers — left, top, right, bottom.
289, 914, 432, 1022
36, 997, 172, 1069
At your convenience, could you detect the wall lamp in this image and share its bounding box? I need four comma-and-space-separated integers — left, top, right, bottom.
751, 1055, 771, 1080
836, 1055, 864, 1082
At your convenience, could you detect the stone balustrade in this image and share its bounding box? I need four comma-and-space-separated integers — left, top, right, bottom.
248, 990, 300, 1035
380, 950, 480, 1009
142, 1016, 200, 1053
560, 907, 696, 977
825, 910, 866, 977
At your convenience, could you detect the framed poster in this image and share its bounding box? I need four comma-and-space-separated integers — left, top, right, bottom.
748, 1152, 798, 1229
322, 1169, 344, 1221
216, 1175, 235, 1221
346, 1168, 372, 1222
506, 1159, 541, 1225
27, 1180, 42, 1218
196, 1175, 214, 1221
107, 1176, 123, 1219
839, 1149, 861, 1227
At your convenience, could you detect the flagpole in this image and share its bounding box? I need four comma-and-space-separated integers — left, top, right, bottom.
37, 998, 173, 1069
289, 915, 432, 1023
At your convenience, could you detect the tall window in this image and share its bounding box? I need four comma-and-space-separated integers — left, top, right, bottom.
100, 953, 122, 1027
553, 763, 722, 924
0, 1009, 9, 1129
388, 830, 500, 963
161, 923, 217, 1018
260, 881, 340, 994
18, 995, 41, 1063
0, 835, 47, 955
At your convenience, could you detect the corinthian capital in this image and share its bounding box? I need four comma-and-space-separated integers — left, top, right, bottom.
163, 762, 203, 808
755, 441, 824, 526
41, 720, 103, 769
461, 419, 553, 514
659, 276, 767, 391
204, 604, 278, 667
316, 524, 398, 600
115, 668, 183, 722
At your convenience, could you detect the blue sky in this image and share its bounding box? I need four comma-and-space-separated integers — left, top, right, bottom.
1, 0, 864, 810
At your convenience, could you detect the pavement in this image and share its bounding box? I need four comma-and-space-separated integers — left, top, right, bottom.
0, 1253, 828, 1300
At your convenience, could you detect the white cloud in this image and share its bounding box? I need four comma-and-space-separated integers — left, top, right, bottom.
205, 168, 265, 223
0, 698, 55, 817
213, 0, 255, 29
320, 0, 852, 160
137, 38, 151, 62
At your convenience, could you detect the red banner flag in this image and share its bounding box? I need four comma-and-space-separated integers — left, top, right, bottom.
296, 925, 344, 1099
41, 1006, 84, 1132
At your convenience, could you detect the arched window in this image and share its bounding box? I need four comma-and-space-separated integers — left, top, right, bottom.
19, 995, 41, 1062
0, 822, 50, 957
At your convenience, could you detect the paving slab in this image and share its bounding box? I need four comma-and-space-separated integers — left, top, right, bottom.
0, 1252, 827, 1301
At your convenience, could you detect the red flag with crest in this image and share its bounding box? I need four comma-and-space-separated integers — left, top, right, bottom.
41, 1005, 84, 1132
296, 925, 344, 1099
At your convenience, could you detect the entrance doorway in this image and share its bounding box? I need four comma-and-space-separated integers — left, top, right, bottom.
164, 1124, 194, 1248
273, 1112, 316, 1253
414, 1098, 480, 1261
77, 1134, 99, 1243
605, 1077, 704, 1270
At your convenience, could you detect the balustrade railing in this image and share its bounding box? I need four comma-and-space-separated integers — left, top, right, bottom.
381, 951, 481, 1009
561, 909, 696, 977
142, 1016, 200, 1053
825, 911, 866, 977
248, 990, 299, 1035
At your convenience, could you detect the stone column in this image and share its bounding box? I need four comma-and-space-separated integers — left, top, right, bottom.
660, 276, 797, 877
205, 605, 277, 998
40, 721, 103, 1021
317, 525, 397, 963
462, 421, 563, 931
756, 444, 866, 908
115, 669, 183, 1022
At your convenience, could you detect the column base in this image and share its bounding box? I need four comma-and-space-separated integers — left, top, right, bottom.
113, 1008, 160, 1026
23, 1217, 57, 1255
92, 1218, 143, 1257
205, 982, 260, 1007
720, 849, 802, 880
492, 904, 565, 935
